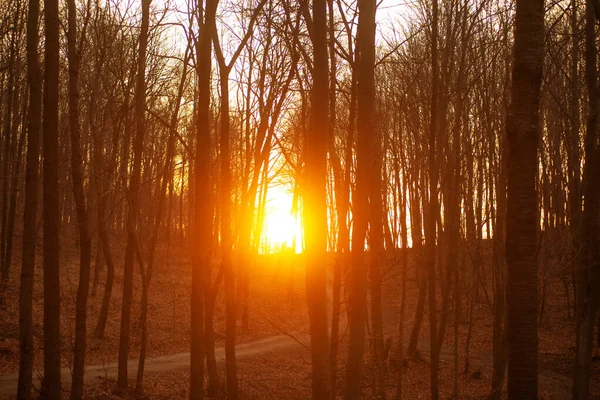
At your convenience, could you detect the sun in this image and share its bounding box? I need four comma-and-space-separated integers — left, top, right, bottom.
261, 184, 302, 254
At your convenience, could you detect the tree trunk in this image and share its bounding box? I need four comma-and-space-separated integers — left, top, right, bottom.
136, 42, 190, 394
4, 92, 25, 285
505, 0, 544, 397
305, 0, 331, 398
191, 1, 218, 397
395, 170, 408, 400
369, 101, 386, 400
118, 0, 150, 389
427, 0, 440, 397
17, 0, 42, 394
66, 0, 92, 397
0, 2, 19, 285
573, 0, 600, 398
42, 0, 62, 394
345, 0, 376, 398
406, 185, 425, 359
215, 51, 238, 400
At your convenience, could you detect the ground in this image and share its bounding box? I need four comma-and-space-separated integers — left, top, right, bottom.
0, 232, 598, 399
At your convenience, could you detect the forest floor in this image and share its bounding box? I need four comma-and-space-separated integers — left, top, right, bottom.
0, 232, 598, 399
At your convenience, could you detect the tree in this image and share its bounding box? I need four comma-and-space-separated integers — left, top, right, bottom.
17, 0, 42, 395
0, 0, 23, 286
303, 0, 331, 397
66, 0, 92, 396
117, 0, 151, 389
573, 0, 600, 397
191, 0, 218, 397
345, 0, 376, 398
212, 2, 265, 396
505, 0, 544, 397
426, 0, 441, 397
42, 0, 62, 395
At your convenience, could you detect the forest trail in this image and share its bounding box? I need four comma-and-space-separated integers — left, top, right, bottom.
0, 326, 573, 399
0, 332, 311, 399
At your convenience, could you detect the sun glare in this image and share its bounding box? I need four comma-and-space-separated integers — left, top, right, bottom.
261, 184, 302, 254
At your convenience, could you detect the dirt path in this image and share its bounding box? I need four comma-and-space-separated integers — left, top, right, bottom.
0, 286, 573, 400
0, 327, 574, 400
0, 327, 573, 399
0, 332, 311, 399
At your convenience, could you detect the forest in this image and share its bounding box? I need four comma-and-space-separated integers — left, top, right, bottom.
0, 0, 598, 398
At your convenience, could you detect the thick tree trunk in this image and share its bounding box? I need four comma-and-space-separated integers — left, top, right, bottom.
42, 0, 62, 394
191, 1, 217, 397
573, 1, 600, 398
305, 0, 331, 398
505, 0, 544, 397
17, 0, 42, 395
345, 0, 376, 398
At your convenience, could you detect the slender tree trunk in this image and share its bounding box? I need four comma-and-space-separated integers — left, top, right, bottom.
93, 197, 115, 339
211, 5, 265, 389
91, 238, 103, 297
91, 68, 116, 339
427, 0, 440, 397
217, 59, 238, 400
4, 92, 25, 285
118, 0, 150, 388
0, 3, 19, 284
395, 173, 408, 400
369, 103, 386, 400
406, 185, 425, 359
66, 1, 92, 397
326, 0, 343, 394
136, 43, 190, 393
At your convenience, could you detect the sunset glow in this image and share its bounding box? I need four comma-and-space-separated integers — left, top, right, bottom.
261, 183, 302, 254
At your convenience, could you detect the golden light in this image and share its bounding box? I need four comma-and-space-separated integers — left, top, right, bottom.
261, 183, 302, 254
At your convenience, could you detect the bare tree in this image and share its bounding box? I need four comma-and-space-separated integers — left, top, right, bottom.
117, 0, 151, 389
17, 0, 42, 395
42, 0, 62, 394
505, 0, 544, 397
65, 0, 92, 396
345, 0, 376, 398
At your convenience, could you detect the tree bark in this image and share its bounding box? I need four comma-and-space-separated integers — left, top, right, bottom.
345, 0, 376, 398
505, 0, 544, 397
42, 0, 62, 394
191, 0, 218, 397
17, 0, 42, 395
117, 0, 150, 389
305, 0, 331, 397
66, 0, 92, 397
573, 0, 600, 397
427, 0, 440, 398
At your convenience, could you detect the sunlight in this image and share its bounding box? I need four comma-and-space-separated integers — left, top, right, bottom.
261, 184, 302, 254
